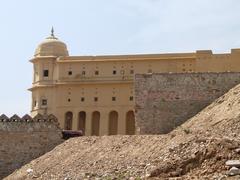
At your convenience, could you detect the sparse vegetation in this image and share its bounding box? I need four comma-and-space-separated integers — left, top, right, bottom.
183, 128, 191, 134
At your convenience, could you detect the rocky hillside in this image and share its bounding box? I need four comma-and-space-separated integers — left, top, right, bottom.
6, 84, 240, 179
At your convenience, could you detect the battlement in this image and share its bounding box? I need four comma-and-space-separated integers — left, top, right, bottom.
0, 113, 63, 179
0, 113, 58, 123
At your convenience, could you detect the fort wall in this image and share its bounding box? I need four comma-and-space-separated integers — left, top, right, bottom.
135, 72, 240, 134
0, 114, 63, 179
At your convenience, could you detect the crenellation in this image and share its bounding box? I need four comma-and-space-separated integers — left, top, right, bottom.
0, 114, 58, 124
0, 114, 62, 179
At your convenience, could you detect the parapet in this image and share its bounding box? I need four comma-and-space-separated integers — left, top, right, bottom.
0, 113, 62, 179
196, 50, 213, 54
231, 49, 240, 54
0, 114, 60, 132
196, 50, 213, 57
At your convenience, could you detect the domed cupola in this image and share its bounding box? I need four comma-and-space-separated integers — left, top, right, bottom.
34, 28, 69, 57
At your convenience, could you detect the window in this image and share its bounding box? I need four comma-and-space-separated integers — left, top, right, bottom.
95, 70, 99, 75
43, 70, 49, 77
68, 71, 72, 75
129, 96, 134, 101
94, 97, 98, 102
130, 69, 134, 74
68, 98, 71, 102
82, 71, 86, 75
113, 70, 117, 75
34, 100, 37, 107
42, 99, 47, 106
148, 69, 152, 73
112, 97, 116, 101
81, 97, 85, 102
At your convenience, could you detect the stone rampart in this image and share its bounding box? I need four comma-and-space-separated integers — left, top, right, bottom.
0, 114, 63, 179
135, 72, 240, 134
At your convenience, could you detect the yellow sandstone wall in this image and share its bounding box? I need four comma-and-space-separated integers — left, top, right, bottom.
29, 33, 240, 136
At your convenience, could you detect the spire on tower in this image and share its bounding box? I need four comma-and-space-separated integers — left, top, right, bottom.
46, 27, 58, 40
51, 27, 55, 37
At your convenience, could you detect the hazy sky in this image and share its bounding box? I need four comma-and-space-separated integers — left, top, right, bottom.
0, 0, 240, 116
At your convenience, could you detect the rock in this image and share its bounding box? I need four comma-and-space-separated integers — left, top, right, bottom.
226, 160, 240, 167
227, 167, 240, 176
234, 148, 240, 154
26, 168, 33, 174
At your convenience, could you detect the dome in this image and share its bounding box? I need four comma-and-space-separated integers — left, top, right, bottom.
34, 29, 69, 57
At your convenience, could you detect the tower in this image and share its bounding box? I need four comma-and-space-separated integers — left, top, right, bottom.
29, 29, 69, 116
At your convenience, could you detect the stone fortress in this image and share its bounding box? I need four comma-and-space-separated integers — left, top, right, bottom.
2, 29, 240, 178
30, 28, 240, 136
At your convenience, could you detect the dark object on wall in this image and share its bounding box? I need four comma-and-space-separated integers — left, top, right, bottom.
62, 130, 83, 139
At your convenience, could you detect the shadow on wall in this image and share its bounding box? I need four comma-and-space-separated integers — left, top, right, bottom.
0, 114, 63, 179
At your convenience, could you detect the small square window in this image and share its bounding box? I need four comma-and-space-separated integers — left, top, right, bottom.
129, 96, 134, 101
148, 69, 152, 73
43, 70, 49, 77
120, 70, 125, 75
113, 70, 117, 75
112, 97, 116, 101
94, 97, 98, 102
42, 99, 47, 106
95, 70, 99, 75
81, 97, 85, 102
68, 71, 72, 75
82, 71, 86, 75
130, 70, 134, 74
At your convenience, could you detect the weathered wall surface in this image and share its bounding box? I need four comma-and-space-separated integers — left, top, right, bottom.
0, 114, 63, 179
135, 72, 240, 134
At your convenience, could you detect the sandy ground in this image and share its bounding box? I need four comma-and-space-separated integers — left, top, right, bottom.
6, 84, 240, 179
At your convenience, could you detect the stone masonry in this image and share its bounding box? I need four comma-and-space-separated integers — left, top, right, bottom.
135, 72, 240, 134
0, 114, 63, 179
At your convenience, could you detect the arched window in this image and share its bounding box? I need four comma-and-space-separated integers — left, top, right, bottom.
126, 110, 135, 135
91, 111, 100, 136
78, 111, 86, 134
108, 111, 118, 135
65, 111, 73, 130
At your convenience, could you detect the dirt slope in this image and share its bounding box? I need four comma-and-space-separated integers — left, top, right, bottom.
6, 84, 240, 179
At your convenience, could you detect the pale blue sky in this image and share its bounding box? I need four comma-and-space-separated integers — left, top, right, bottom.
0, 0, 240, 116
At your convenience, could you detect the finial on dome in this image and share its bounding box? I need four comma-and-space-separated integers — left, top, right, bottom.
51, 27, 55, 37
46, 27, 57, 40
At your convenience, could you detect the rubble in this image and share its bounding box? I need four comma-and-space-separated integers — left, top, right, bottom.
5, 84, 240, 179
226, 160, 240, 168
227, 167, 240, 176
